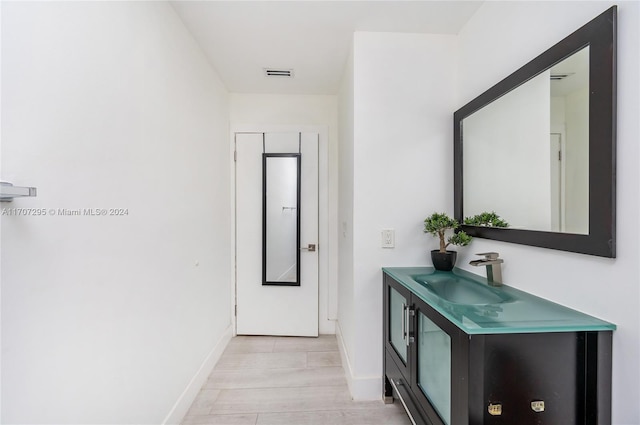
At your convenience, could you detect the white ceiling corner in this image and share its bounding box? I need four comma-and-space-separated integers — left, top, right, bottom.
170, 1, 483, 95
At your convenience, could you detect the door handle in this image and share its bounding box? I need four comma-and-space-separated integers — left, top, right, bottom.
300, 244, 316, 252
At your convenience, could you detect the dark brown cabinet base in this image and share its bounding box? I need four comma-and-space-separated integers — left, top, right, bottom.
468, 331, 612, 425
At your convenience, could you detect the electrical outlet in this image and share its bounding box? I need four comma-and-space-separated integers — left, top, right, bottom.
381, 229, 395, 248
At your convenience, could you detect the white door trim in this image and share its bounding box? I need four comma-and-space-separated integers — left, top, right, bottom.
230, 124, 333, 337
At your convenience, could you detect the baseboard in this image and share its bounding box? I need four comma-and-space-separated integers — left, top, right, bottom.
162, 324, 233, 425
335, 322, 382, 401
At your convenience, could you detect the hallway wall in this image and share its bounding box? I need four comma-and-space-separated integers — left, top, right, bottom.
337, 31, 458, 399
1, 2, 231, 423
337, 44, 356, 386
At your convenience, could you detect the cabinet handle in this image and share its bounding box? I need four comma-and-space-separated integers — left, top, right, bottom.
401, 302, 407, 343
405, 304, 410, 346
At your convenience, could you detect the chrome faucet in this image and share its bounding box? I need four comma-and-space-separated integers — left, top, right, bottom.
469, 252, 504, 286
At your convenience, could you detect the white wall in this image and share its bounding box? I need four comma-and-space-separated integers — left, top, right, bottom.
463, 71, 551, 230
1, 2, 231, 423
230, 93, 338, 334
337, 43, 355, 383
456, 2, 640, 424
339, 32, 458, 399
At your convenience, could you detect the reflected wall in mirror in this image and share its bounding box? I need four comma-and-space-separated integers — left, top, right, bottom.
263, 154, 301, 285
454, 6, 616, 257
463, 47, 589, 234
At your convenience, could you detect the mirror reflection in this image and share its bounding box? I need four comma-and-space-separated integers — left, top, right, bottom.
462, 46, 589, 234
263, 154, 300, 285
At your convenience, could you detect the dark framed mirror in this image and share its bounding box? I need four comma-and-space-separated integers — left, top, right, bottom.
262, 153, 301, 285
454, 6, 616, 257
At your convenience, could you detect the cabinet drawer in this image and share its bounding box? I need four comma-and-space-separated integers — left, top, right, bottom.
386, 350, 429, 425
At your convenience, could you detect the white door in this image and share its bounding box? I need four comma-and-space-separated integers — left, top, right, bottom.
235, 132, 319, 336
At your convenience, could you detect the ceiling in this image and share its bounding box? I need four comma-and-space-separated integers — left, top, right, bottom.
550, 46, 589, 96
170, 1, 483, 95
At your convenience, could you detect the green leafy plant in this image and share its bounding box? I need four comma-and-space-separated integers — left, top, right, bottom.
423, 212, 472, 253
464, 211, 509, 228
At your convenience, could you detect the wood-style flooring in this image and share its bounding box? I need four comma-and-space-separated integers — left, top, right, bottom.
180, 335, 411, 425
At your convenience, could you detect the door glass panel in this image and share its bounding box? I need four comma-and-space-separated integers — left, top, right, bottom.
389, 287, 407, 362
263, 154, 300, 285
418, 312, 451, 425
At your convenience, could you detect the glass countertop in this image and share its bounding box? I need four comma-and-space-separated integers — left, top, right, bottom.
383, 267, 616, 335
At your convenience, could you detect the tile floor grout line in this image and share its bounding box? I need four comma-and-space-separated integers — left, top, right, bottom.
209, 383, 351, 392
181, 335, 410, 424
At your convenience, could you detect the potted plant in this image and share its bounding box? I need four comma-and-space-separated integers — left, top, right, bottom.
423, 212, 472, 271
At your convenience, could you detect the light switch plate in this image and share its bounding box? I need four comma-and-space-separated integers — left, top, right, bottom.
381, 229, 395, 248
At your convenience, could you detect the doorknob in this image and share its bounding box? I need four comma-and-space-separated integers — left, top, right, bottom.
300, 244, 316, 252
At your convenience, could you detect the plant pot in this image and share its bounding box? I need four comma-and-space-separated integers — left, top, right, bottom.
430, 250, 457, 271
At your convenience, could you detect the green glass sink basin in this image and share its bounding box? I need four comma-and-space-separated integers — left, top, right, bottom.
411, 273, 514, 305
383, 267, 616, 334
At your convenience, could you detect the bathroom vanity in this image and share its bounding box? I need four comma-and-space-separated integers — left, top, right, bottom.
383, 267, 615, 425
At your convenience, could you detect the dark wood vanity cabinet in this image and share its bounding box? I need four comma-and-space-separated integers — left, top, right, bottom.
384, 274, 469, 425
383, 271, 614, 425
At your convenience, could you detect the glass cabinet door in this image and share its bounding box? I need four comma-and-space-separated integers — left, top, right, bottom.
417, 312, 451, 425
389, 287, 408, 362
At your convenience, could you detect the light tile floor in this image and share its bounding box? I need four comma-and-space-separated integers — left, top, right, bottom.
181, 335, 411, 425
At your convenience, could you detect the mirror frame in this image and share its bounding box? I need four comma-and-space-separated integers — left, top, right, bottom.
262, 153, 302, 286
454, 6, 616, 258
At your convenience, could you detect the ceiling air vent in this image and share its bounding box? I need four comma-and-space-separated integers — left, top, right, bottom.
550, 72, 575, 81
264, 68, 294, 78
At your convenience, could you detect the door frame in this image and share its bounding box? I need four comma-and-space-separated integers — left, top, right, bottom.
551, 124, 567, 232
230, 124, 332, 337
